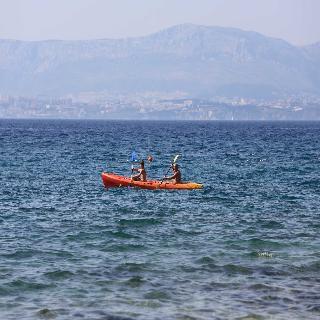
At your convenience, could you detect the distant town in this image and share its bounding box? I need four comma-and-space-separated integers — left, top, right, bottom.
1, 92, 320, 120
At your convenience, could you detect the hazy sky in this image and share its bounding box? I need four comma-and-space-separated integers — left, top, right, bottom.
0, 0, 319, 45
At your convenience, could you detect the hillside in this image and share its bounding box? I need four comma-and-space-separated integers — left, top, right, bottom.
0, 24, 319, 98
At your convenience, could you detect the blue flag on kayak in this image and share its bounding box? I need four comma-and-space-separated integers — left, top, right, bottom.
131, 151, 138, 162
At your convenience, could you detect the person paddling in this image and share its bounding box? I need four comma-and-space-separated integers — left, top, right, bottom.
163, 163, 181, 183
131, 160, 147, 182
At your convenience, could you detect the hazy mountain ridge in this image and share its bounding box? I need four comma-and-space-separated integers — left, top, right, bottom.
303, 42, 320, 64
0, 24, 319, 97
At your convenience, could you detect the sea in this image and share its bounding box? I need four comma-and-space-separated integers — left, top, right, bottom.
0, 119, 319, 320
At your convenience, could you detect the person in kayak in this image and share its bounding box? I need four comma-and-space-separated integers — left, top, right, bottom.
131, 160, 147, 182
163, 163, 181, 183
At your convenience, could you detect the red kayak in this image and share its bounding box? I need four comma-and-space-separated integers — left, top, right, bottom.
101, 172, 203, 190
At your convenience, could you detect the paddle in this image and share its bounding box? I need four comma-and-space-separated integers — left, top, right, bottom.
130, 151, 138, 162
130, 151, 138, 173
161, 154, 180, 184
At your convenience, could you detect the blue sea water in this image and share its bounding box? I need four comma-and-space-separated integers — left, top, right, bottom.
0, 119, 319, 320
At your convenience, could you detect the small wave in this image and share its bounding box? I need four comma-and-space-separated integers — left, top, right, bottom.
118, 218, 162, 227
307, 304, 320, 313
202, 185, 214, 194
72, 309, 136, 320
174, 228, 201, 236
248, 238, 284, 249
125, 276, 145, 288
6, 279, 55, 292
89, 310, 136, 320
293, 260, 320, 273
2, 249, 42, 259
223, 264, 253, 275
195, 256, 215, 264
248, 283, 283, 292
115, 262, 150, 273
66, 231, 101, 241
144, 290, 171, 301
236, 313, 265, 320
203, 281, 240, 291
106, 243, 146, 252
36, 308, 57, 319
258, 266, 289, 277
109, 230, 140, 239
44, 270, 74, 280
260, 220, 284, 229
100, 313, 137, 320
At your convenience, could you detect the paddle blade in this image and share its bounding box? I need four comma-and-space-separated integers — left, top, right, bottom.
173, 155, 180, 163
131, 152, 138, 162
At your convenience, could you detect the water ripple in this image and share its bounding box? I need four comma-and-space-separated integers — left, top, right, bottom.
0, 120, 319, 320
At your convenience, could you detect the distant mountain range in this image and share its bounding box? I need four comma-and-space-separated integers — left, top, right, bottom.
0, 24, 319, 98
